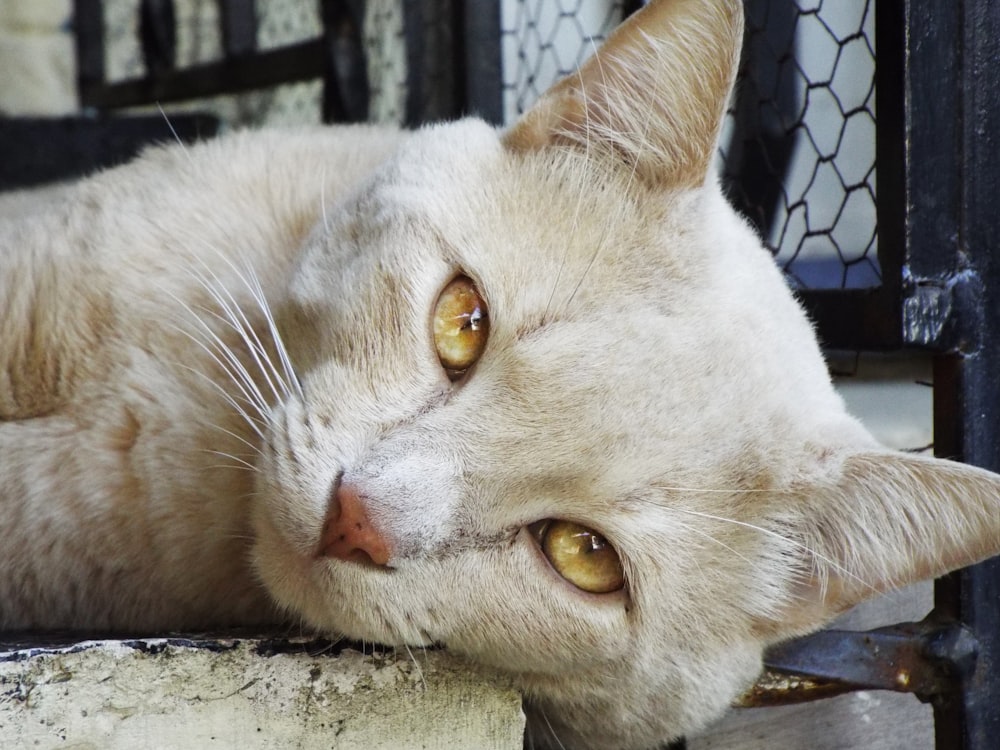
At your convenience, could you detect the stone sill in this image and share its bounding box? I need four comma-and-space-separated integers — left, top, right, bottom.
0, 635, 525, 748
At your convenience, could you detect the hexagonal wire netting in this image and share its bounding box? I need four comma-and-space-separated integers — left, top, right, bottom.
500, 0, 878, 290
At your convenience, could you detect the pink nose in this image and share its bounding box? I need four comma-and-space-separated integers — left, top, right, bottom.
317, 481, 392, 567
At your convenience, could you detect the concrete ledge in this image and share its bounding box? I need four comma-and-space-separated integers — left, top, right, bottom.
0, 635, 524, 748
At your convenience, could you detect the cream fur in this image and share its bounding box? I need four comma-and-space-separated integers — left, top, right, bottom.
3, 1, 1000, 748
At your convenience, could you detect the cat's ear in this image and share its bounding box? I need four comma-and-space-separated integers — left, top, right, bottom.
502, 0, 743, 189
775, 452, 1000, 633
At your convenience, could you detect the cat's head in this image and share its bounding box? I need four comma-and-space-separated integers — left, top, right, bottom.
250, 1, 1000, 747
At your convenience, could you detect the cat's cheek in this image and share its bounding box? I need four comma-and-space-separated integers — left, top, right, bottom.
437, 543, 633, 671
249, 509, 321, 621
252, 399, 343, 556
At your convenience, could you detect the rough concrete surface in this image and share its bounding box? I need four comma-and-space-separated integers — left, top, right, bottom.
0, 636, 525, 749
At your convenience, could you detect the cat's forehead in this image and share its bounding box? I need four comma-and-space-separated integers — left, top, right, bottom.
333, 118, 848, 449
364, 119, 704, 299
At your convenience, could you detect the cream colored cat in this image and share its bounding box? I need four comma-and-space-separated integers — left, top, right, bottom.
2, 1, 999, 748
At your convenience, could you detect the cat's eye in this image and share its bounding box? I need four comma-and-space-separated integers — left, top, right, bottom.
432, 275, 489, 380
529, 520, 625, 594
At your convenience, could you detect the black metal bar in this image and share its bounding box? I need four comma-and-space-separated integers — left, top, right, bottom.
870, 0, 905, 345
727, 0, 800, 251
403, 0, 461, 126
461, 0, 502, 124
897, 0, 967, 354
731, 0, 905, 354
79, 39, 326, 110
747, 618, 975, 707
928, 0, 1000, 747
219, 0, 257, 57
402, 0, 426, 124
320, 0, 370, 123
140, 0, 177, 74
0, 115, 219, 190
797, 289, 900, 351
621, 0, 645, 17
73, 0, 106, 97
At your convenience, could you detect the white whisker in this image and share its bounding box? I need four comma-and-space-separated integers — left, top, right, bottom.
403, 644, 426, 691
157, 103, 189, 157
242, 264, 304, 399
193, 252, 303, 402
168, 355, 267, 439
540, 710, 569, 750
203, 449, 258, 472
205, 422, 264, 459
187, 263, 291, 405
166, 322, 271, 427
669, 516, 757, 567
652, 484, 781, 495
563, 44, 662, 313
203, 463, 258, 473
544, 41, 600, 322
667, 505, 881, 600
320, 163, 331, 234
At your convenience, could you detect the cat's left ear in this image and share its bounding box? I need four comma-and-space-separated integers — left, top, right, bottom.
502, 0, 743, 189
774, 451, 1000, 634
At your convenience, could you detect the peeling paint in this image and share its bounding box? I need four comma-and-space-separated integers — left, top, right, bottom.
0, 637, 524, 748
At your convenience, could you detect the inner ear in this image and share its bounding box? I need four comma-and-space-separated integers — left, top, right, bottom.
503, 0, 744, 189
764, 451, 1000, 638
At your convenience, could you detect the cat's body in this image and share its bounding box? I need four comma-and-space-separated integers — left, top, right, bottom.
0, 127, 402, 629
3, 2, 1000, 748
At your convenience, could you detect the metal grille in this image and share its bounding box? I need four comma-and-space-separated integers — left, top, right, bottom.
93, 0, 407, 126
500, 0, 627, 123
724, 0, 877, 289
500, 0, 878, 291
100, 0, 318, 125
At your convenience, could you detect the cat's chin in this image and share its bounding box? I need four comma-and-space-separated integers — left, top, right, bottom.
518, 645, 763, 750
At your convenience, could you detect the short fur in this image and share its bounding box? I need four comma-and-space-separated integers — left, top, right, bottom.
3, 1, 1000, 748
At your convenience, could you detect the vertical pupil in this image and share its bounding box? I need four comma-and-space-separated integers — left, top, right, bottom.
433, 275, 489, 376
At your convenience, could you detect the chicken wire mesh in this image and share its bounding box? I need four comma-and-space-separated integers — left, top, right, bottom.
500, 0, 629, 121
500, 0, 879, 290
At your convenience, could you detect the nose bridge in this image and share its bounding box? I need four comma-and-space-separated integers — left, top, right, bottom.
307, 348, 452, 451
342, 428, 462, 556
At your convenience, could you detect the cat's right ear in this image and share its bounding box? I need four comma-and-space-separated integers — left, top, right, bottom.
502, 0, 743, 189
771, 451, 1000, 635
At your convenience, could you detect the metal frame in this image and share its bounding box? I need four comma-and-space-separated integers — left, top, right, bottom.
72, 0, 503, 125
922, 1, 1000, 745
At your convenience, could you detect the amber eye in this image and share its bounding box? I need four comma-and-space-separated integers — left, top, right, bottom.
529, 520, 625, 594
432, 275, 489, 380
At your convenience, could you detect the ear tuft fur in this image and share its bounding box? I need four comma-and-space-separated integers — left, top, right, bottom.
503, 0, 744, 189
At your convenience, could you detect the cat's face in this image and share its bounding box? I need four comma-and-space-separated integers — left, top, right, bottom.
252, 118, 857, 743
248, 1, 1000, 748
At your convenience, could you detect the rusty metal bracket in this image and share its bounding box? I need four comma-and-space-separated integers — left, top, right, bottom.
736, 615, 978, 708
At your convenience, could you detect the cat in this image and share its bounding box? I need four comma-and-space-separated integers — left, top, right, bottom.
3, 0, 1000, 748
